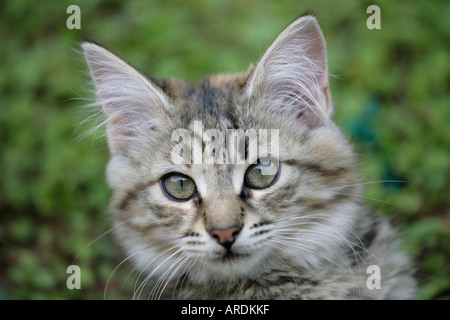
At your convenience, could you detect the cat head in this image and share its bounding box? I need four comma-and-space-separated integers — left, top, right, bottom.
83, 15, 360, 293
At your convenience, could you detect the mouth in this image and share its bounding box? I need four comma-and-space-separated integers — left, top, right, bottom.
204, 250, 261, 279
222, 251, 240, 263
215, 249, 250, 264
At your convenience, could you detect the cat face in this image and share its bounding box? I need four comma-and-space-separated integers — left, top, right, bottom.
83, 15, 361, 293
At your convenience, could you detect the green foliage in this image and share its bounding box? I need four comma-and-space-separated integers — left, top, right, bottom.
0, 0, 448, 299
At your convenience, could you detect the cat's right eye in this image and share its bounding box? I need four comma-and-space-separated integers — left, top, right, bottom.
161, 173, 197, 201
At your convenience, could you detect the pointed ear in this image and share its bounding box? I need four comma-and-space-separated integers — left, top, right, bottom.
246, 15, 333, 128
82, 42, 171, 155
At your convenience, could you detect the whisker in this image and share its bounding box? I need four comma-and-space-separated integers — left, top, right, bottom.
131, 237, 183, 297
150, 252, 189, 300
104, 246, 149, 300
275, 218, 382, 266
334, 192, 395, 206
277, 234, 349, 260
171, 258, 196, 300
267, 238, 362, 294
134, 247, 183, 300
266, 241, 319, 277
276, 233, 354, 271
277, 227, 366, 263
325, 180, 405, 191
73, 220, 128, 263
176, 256, 201, 300
267, 238, 348, 272
266, 245, 297, 273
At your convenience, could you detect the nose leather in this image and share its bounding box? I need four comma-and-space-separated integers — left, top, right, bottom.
209, 225, 242, 248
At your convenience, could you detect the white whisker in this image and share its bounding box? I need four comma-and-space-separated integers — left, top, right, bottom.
267, 238, 347, 272
171, 258, 196, 300
104, 246, 149, 300
133, 247, 183, 300
335, 192, 395, 206
150, 252, 189, 300
325, 180, 405, 191
74, 220, 128, 263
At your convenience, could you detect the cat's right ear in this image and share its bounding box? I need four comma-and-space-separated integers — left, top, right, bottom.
82, 42, 171, 155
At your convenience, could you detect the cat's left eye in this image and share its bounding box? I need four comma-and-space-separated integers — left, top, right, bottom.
244, 160, 280, 189
161, 173, 197, 201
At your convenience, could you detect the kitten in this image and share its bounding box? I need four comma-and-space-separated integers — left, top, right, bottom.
82, 14, 417, 299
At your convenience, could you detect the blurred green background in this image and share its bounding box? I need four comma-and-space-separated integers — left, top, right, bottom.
0, 0, 449, 299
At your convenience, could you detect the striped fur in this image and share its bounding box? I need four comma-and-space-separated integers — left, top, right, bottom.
83, 15, 416, 299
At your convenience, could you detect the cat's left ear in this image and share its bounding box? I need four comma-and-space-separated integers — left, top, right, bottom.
246, 15, 334, 127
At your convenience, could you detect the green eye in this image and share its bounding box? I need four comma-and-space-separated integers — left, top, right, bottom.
161, 173, 197, 201
244, 160, 280, 189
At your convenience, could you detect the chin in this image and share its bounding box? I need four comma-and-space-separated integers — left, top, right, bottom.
189, 249, 267, 284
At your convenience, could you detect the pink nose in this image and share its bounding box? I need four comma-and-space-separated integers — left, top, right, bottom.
209, 225, 242, 248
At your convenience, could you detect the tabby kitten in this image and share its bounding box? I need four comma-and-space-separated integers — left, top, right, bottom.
82, 15, 417, 299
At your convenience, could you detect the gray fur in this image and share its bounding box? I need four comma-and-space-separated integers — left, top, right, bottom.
82, 15, 417, 299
